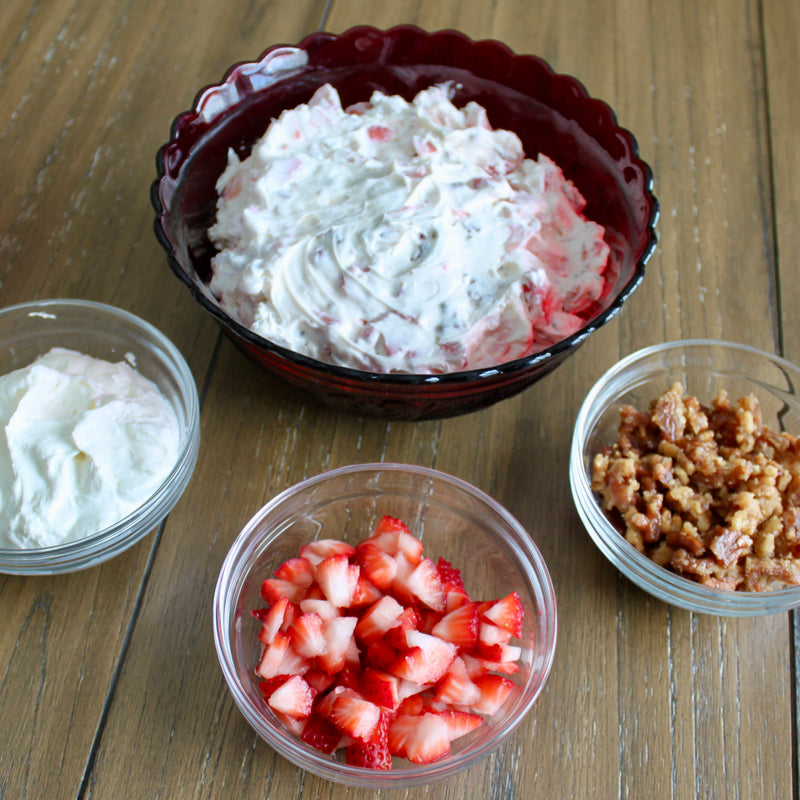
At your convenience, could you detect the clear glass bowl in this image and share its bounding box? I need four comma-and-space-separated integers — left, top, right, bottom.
570, 339, 800, 615
0, 299, 200, 574
213, 463, 557, 787
153, 25, 658, 420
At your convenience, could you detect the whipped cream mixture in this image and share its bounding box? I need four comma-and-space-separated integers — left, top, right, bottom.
0, 348, 180, 549
209, 83, 609, 373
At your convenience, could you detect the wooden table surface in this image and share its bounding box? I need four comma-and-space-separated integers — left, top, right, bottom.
2, 0, 798, 797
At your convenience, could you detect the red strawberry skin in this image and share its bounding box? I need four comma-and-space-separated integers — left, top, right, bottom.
345, 739, 392, 770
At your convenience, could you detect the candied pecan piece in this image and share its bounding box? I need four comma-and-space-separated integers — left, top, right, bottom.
651, 383, 687, 443
744, 557, 800, 592
708, 526, 753, 567
666, 521, 705, 556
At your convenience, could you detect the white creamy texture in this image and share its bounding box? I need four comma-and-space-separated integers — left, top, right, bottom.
209, 83, 610, 373
0, 348, 180, 549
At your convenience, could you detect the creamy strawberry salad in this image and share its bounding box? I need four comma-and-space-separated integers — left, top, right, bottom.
209, 83, 609, 373
252, 516, 525, 769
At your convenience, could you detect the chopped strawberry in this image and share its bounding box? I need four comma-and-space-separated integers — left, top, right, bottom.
355, 540, 398, 590
351, 576, 383, 607
299, 598, 339, 621
289, 612, 327, 659
345, 739, 392, 770
360, 667, 400, 711
402, 557, 446, 612
363, 640, 398, 671
317, 615, 357, 674
473, 674, 515, 715
257, 674, 292, 699
433, 656, 482, 707
315, 553, 360, 608
481, 591, 524, 638
303, 668, 335, 694
299, 538, 356, 566
383, 606, 423, 649
261, 577, 305, 604
325, 687, 382, 741
388, 713, 451, 764
431, 602, 479, 648
478, 620, 513, 647
267, 674, 315, 720
431, 709, 483, 741
300, 714, 342, 754
274, 556, 315, 589
476, 642, 522, 664
258, 596, 296, 646
354, 595, 404, 646
388, 630, 456, 684
256, 631, 291, 679
436, 557, 464, 590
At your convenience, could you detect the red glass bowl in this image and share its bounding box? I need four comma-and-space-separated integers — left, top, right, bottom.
152, 25, 658, 420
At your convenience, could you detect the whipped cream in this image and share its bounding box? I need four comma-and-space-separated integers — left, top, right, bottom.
0, 348, 180, 549
209, 83, 609, 373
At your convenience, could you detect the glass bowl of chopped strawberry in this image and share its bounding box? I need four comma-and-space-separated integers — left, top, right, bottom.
213, 462, 557, 786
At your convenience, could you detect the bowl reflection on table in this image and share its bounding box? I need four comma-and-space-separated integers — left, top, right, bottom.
153, 25, 658, 420
213, 462, 557, 787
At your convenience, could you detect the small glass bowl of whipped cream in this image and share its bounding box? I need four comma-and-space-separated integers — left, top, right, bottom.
0, 299, 200, 574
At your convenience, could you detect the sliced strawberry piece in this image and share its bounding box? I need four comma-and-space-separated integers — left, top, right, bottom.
431, 709, 483, 741
300, 714, 342, 754
431, 602, 479, 648
257, 674, 292, 699
363, 640, 398, 671
289, 612, 327, 659
354, 595, 404, 646
478, 620, 513, 647
261, 577, 305, 604
299, 538, 357, 566
482, 591, 524, 637
316, 554, 360, 608
368, 517, 424, 565
274, 556, 315, 589
299, 598, 339, 621
325, 687, 382, 741
360, 667, 400, 711
345, 739, 392, 770
473, 674, 515, 715
476, 642, 522, 664
371, 515, 411, 537
303, 668, 336, 694
402, 557, 446, 612
433, 656, 482, 707
267, 674, 315, 720
355, 540, 398, 590
462, 652, 520, 677
388, 630, 456, 684
384, 605, 423, 650
388, 713, 451, 764
334, 662, 362, 692
444, 585, 472, 611
317, 615, 358, 674
256, 631, 291, 679
351, 576, 383, 607
258, 596, 296, 646
436, 557, 465, 590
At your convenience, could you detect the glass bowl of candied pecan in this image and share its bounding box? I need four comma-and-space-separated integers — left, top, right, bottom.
570, 339, 800, 615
